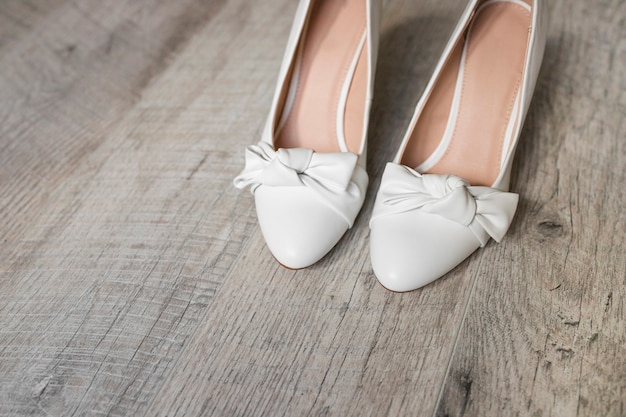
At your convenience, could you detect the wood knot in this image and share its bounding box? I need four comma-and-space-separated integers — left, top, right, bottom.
460, 374, 473, 396
556, 347, 574, 359
537, 220, 564, 237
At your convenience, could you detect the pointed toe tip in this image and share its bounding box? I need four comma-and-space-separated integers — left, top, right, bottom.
255, 188, 350, 269
370, 211, 482, 292
370, 248, 440, 292
269, 245, 326, 270
372, 269, 429, 293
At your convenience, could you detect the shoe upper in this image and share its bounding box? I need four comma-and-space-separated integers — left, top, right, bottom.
234, 0, 382, 269
370, 0, 547, 291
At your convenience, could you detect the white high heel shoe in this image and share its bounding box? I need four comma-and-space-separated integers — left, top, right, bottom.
234, 0, 381, 269
370, 0, 547, 291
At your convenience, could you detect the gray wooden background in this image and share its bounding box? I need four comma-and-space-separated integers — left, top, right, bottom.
1, 0, 624, 416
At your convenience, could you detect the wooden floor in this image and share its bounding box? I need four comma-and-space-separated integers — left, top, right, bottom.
1, 0, 625, 416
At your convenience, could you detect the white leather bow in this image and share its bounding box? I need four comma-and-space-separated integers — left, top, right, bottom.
234, 142, 368, 226
234, 141, 358, 191
371, 163, 519, 246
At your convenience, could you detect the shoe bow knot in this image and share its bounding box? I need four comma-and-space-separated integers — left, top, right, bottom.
234, 141, 368, 227
371, 163, 519, 246
234, 142, 358, 191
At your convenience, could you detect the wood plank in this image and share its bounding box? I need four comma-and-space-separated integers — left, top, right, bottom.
0, 0, 240, 415
0, 0, 226, 244
434, 0, 626, 415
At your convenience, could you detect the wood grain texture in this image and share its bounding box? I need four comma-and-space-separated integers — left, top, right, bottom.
0, 0, 624, 416
435, 0, 626, 415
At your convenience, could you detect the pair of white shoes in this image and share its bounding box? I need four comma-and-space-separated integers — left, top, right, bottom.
234, 0, 547, 292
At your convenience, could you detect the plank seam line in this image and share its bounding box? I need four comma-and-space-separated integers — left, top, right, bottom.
431, 254, 483, 417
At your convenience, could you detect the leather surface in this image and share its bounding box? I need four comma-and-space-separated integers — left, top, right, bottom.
235, 0, 380, 269
371, 163, 519, 247
370, 0, 546, 291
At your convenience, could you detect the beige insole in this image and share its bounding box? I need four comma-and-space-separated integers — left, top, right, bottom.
402, 0, 532, 186
274, 0, 368, 154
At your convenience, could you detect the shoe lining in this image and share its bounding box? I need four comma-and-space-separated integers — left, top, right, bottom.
401, 0, 532, 186
274, 0, 368, 154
